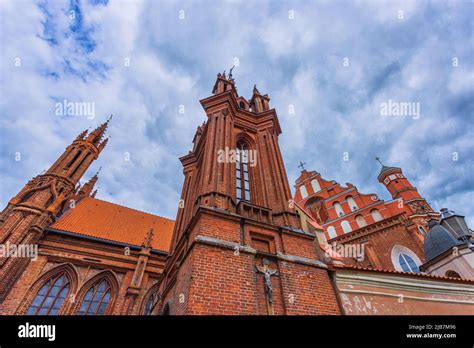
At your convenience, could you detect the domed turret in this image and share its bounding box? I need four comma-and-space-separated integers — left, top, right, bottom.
424, 219, 463, 261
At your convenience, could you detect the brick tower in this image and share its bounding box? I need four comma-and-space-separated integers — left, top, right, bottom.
157, 72, 340, 315
376, 158, 438, 228
0, 118, 110, 301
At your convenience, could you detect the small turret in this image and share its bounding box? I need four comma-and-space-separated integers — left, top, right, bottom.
249, 84, 270, 113
376, 157, 421, 202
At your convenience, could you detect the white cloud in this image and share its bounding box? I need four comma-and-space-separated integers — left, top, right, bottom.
1, 0, 473, 227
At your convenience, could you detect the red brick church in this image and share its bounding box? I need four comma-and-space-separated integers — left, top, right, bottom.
1, 72, 473, 315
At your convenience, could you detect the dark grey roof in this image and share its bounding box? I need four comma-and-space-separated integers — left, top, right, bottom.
424, 220, 463, 261
379, 165, 400, 176
377, 165, 402, 180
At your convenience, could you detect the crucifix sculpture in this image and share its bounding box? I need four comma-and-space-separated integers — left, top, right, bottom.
256, 258, 278, 315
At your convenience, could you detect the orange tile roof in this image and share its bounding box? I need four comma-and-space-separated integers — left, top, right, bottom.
50, 197, 175, 252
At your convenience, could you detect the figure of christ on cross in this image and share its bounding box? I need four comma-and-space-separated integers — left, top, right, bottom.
256, 258, 278, 315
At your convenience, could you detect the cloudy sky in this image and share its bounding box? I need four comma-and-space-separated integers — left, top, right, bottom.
1, 0, 473, 225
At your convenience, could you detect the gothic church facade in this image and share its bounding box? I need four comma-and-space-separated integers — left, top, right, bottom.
1, 73, 473, 315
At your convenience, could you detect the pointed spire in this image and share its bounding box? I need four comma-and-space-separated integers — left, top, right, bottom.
75, 128, 89, 141
212, 70, 236, 95
98, 137, 109, 152
250, 85, 270, 113
87, 115, 112, 145
376, 157, 402, 181
78, 167, 100, 197
375, 157, 384, 167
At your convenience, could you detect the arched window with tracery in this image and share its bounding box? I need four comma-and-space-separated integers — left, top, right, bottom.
77, 278, 113, 315
27, 273, 70, 315
236, 141, 251, 202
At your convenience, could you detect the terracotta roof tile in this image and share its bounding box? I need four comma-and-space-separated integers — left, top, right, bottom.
50, 197, 174, 252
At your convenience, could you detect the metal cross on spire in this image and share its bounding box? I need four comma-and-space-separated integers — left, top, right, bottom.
229, 64, 235, 79
298, 161, 306, 171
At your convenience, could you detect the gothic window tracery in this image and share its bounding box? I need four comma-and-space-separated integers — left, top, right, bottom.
27, 273, 70, 315
77, 279, 112, 315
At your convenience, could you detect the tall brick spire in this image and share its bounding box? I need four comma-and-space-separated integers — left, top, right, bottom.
156, 73, 340, 315
0, 118, 111, 301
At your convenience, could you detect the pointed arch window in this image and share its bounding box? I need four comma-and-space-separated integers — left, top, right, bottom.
27, 273, 70, 315
77, 279, 112, 315
65, 149, 82, 170
236, 141, 251, 202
